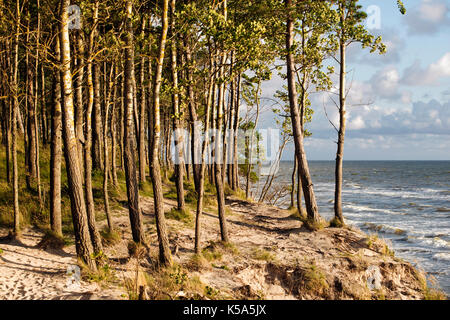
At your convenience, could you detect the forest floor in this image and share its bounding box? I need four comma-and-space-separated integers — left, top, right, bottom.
0, 190, 439, 300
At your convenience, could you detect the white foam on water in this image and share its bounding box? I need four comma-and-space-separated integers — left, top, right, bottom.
433, 252, 450, 261
344, 204, 406, 216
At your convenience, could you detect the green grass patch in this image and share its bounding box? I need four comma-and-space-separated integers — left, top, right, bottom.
165, 207, 192, 225
252, 248, 275, 261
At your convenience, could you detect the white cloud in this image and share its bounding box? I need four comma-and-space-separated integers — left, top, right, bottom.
348, 116, 366, 130
401, 52, 450, 86
404, 0, 450, 35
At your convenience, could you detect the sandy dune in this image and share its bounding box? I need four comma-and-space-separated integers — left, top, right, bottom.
0, 229, 123, 300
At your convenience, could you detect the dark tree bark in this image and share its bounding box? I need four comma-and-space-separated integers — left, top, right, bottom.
11, 0, 21, 237
123, 0, 146, 245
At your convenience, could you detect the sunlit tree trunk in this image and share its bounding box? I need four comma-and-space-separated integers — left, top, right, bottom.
334, 5, 346, 225
285, 0, 321, 227
103, 63, 115, 231
149, 0, 173, 265
138, 21, 147, 185
59, 0, 97, 270
50, 32, 62, 236
170, 0, 185, 211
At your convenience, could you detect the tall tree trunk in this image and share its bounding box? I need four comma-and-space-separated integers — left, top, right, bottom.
59, 0, 97, 271
111, 74, 119, 188
170, 0, 185, 211
149, 0, 172, 265
26, 59, 37, 192
285, 0, 321, 226
123, 0, 145, 245
83, 1, 103, 255
40, 64, 48, 145
103, 63, 115, 231
334, 8, 346, 226
138, 21, 147, 185
93, 62, 104, 170
50, 33, 63, 237
184, 37, 200, 193
35, 0, 42, 206
214, 49, 230, 242
74, 30, 85, 172
232, 74, 241, 191
11, 0, 21, 238
195, 50, 214, 254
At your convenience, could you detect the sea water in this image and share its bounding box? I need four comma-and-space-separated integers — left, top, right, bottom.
256, 161, 450, 294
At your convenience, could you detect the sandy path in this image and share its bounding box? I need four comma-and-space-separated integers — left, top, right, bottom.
0, 229, 123, 300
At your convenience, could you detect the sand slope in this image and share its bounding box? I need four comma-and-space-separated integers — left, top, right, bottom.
0, 194, 430, 300
0, 229, 123, 300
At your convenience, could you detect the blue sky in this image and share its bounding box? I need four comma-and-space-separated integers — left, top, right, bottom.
256, 0, 450, 160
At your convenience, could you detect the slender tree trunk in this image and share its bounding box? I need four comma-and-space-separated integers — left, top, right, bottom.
334, 10, 346, 225
232, 74, 241, 191
74, 30, 85, 172
40, 64, 48, 145
149, 0, 173, 265
138, 22, 147, 185
11, 0, 21, 237
26, 60, 38, 192
111, 74, 119, 187
195, 51, 214, 254
34, 1, 42, 206
59, 0, 97, 270
83, 1, 103, 255
123, 0, 145, 245
290, 157, 297, 209
214, 50, 230, 242
93, 63, 104, 170
184, 37, 200, 193
285, 0, 321, 226
170, 0, 185, 211
103, 63, 115, 231
50, 33, 63, 236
